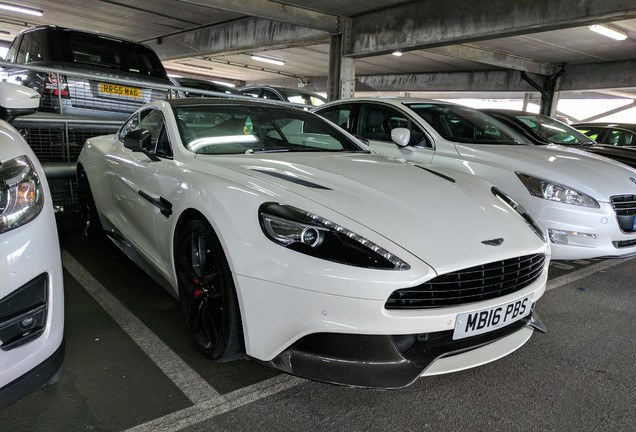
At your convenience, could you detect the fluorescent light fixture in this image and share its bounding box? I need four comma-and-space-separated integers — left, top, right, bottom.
0, 2, 43, 17
392, 50, 403, 57
250, 55, 285, 66
588, 24, 627, 41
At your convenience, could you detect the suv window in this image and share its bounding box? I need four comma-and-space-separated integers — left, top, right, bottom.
61, 31, 166, 78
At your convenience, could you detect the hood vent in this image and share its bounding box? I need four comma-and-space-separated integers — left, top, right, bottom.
414, 165, 456, 183
250, 169, 331, 190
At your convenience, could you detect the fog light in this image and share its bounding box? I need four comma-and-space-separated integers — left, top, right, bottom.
20, 317, 35, 329
548, 228, 596, 245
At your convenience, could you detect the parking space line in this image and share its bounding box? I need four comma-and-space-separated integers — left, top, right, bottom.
124, 375, 305, 432
547, 256, 636, 291
62, 250, 220, 403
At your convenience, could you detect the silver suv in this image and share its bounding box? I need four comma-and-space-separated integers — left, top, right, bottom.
3, 26, 171, 119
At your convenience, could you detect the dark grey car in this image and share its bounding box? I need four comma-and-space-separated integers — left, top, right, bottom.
3, 26, 171, 119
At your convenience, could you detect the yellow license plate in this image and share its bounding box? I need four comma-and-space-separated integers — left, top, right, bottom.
99, 83, 142, 98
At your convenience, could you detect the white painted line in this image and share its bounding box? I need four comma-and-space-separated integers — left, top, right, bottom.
547, 256, 636, 291
124, 374, 305, 432
67, 245, 634, 431
62, 250, 220, 403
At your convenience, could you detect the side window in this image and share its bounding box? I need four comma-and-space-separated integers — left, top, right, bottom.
118, 111, 142, 141
241, 89, 260, 98
5, 34, 21, 62
318, 105, 353, 131
360, 105, 431, 147
24, 30, 45, 63
16, 33, 31, 63
139, 109, 172, 157
261, 89, 281, 101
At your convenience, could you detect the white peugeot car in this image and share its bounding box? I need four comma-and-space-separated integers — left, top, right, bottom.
77, 98, 549, 388
0, 83, 64, 408
315, 98, 636, 260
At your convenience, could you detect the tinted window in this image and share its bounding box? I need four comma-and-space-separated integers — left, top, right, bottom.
407, 103, 529, 144
515, 114, 592, 145
318, 104, 353, 131
261, 89, 281, 101
357, 104, 430, 147
60, 31, 167, 78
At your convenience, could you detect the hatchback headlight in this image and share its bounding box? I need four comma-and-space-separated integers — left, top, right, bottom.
0, 155, 45, 234
259, 202, 410, 270
516, 172, 599, 208
492, 187, 547, 242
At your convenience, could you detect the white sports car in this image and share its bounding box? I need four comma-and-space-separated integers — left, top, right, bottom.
0, 83, 64, 408
77, 98, 549, 388
314, 98, 636, 260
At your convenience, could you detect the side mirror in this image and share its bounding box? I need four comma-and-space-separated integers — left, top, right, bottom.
0, 82, 40, 123
391, 127, 411, 147
124, 128, 152, 151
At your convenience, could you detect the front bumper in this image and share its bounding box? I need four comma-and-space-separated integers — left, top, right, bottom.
534, 200, 636, 260
259, 311, 545, 389
0, 339, 65, 408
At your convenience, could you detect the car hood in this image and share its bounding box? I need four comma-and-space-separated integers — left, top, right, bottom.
454, 143, 636, 201
196, 152, 546, 273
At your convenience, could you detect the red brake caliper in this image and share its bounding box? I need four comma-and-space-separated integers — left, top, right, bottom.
193, 277, 204, 298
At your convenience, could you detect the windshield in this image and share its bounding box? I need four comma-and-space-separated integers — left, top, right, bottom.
514, 114, 594, 145
406, 103, 530, 144
173, 105, 368, 155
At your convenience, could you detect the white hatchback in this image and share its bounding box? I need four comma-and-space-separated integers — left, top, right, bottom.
0, 83, 64, 408
315, 98, 636, 260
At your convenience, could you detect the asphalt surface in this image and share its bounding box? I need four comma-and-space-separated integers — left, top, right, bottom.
1, 211, 634, 431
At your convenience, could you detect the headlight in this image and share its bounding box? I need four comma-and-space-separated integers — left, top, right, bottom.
492, 187, 547, 242
0, 155, 45, 234
516, 172, 599, 208
259, 202, 410, 270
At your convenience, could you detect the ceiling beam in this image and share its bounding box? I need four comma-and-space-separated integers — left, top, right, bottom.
177, 0, 341, 33
148, 17, 329, 60
428, 45, 559, 76
559, 59, 636, 91
346, 0, 636, 57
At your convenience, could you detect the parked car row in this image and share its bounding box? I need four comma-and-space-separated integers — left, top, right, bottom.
313, 98, 636, 261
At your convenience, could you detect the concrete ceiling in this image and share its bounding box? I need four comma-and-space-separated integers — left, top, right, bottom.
2, 1, 636, 98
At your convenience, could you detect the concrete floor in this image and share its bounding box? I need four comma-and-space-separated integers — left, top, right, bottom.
1, 211, 635, 431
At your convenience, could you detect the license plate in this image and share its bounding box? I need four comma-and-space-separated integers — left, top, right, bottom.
99, 83, 142, 98
453, 294, 534, 340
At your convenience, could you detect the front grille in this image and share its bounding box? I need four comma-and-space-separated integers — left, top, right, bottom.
611, 195, 636, 232
385, 254, 545, 309
611, 195, 636, 216
613, 239, 636, 249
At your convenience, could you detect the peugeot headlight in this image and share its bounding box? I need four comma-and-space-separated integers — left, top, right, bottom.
516, 172, 599, 208
0, 155, 45, 234
492, 187, 547, 242
259, 202, 410, 270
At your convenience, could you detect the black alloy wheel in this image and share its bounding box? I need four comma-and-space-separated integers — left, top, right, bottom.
175, 219, 244, 362
77, 169, 103, 239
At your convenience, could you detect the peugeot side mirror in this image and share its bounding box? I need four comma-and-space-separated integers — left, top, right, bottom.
391, 127, 411, 147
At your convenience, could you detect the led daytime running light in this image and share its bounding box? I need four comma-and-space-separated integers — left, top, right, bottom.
303, 210, 410, 270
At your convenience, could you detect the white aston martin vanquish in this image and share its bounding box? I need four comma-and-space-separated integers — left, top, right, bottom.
315, 98, 636, 260
77, 98, 550, 388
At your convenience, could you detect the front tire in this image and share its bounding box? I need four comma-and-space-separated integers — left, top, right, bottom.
175, 219, 244, 362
